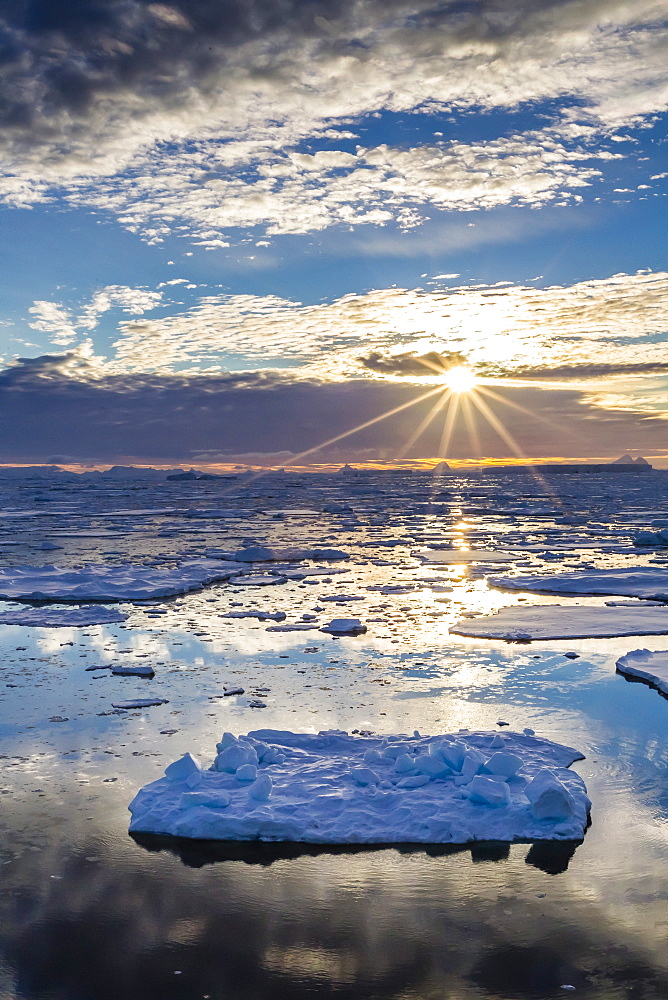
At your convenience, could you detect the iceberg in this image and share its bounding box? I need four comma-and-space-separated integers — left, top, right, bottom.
128, 728, 590, 844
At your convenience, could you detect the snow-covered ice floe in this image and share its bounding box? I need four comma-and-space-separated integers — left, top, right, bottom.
416, 548, 517, 564
0, 605, 128, 626
616, 649, 668, 696
450, 605, 668, 641
490, 568, 668, 601
0, 560, 244, 602
128, 729, 590, 844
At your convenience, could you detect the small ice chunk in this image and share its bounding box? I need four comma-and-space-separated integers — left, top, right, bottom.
165, 753, 202, 783
484, 752, 523, 779
214, 743, 259, 773
438, 742, 467, 771
363, 748, 384, 765
248, 774, 273, 801
112, 698, 168, 709
394, 753, 417, 774
525, 769, 577, 821
396, 775, 431, 789
467, 775, 511, 807
459, 749, 486, 784
413, 754, 452, 779
351, 767, 380, 786
235, 763, 258, 782
111, 664, 155, 677
320, 618, 367, 635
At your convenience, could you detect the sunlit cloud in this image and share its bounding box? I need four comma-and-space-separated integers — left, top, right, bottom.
0, 0, 666, 241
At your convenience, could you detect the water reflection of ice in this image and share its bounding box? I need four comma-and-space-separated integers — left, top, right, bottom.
2, 471, 668, 998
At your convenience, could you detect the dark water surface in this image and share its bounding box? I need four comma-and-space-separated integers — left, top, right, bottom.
1, 472, 668, 999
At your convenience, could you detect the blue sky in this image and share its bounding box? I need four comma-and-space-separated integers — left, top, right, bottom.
1, 0, 668, 468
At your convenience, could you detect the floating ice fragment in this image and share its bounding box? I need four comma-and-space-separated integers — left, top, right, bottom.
112, 698, 168, 709
111, 664, 155, 677
320, 618, 367, 635
0, 605, 128, 627
129, 729, 590, 843
451, 604, 668, 640
616, 648, 668, 696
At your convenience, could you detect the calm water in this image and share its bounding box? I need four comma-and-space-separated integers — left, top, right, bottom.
1, 471, 668, 999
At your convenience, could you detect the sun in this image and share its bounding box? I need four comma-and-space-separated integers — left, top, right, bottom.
443, 365, 478, 393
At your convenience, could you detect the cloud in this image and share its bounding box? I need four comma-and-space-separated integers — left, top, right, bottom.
24, 271, 668, 401
27, 285, 163, 347
360, 350, 467, 377
0, 1, 666, 236
3, 352, 668, 465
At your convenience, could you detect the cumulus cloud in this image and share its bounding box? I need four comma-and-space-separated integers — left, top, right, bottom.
0, 1, 666, 235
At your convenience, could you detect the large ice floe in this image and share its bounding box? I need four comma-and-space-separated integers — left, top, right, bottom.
490, 568, 668, 601
616, 649, 668, 696
0, 561, 244, 602
450, 605, 668, 641
128, 729, 590, 844
0, 605, 128, 626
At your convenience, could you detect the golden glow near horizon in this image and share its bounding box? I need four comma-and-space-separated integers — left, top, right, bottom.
442, 366, 478, 393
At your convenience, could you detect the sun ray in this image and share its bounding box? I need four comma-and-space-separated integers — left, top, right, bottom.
460, 392, 482, 459
468, 391, 565, 506
395, 388, 451, 460
477, 385, 574, 437
219, 382, 448, 495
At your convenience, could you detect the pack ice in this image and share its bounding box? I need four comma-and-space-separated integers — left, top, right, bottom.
491, 568, 668, 601
616, 649, 668, 696
0, 561, 244, 602
128, 729, 591, 844
450, 605, 668, 641
0, 605, 128, 627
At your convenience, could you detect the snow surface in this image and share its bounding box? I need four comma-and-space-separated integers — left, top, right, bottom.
491, 568, 668, 601
0, 605, 128, 626
616, 649, 668, 695
128, 729, 590, 844
450, 605, 668, 641
0, 561, 244, 602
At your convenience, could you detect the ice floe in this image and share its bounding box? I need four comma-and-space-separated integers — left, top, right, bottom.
128, 729, 590, 844
0, 605, 128, 626
491, 568, 668, 601
450, 605, 668, 641
616, 649, 668, 696
417, 548, 517, 563
112, 697, 169, 709
207, 546, 349, 562
0, 561, 244, 602
320, 618, 367, 635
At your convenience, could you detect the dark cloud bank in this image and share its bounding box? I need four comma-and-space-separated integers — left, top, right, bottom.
3, 354, 667, 464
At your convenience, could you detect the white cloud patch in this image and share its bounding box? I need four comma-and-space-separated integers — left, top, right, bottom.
94, 270, 668, 425
28, 286, 162, 348
0, 1, 666, 237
